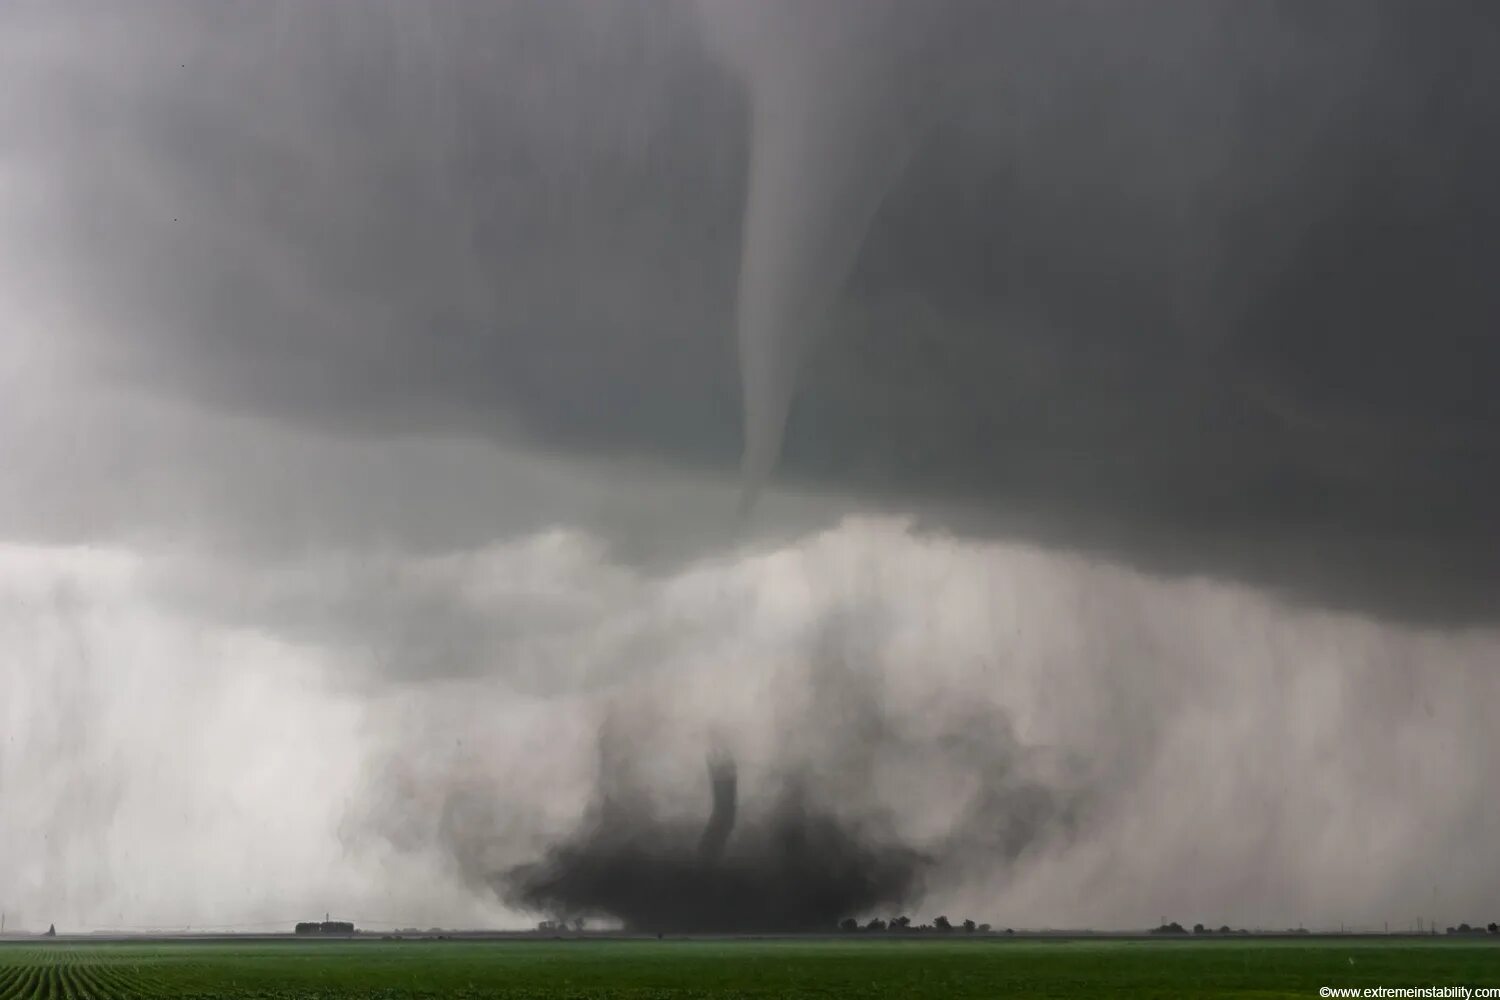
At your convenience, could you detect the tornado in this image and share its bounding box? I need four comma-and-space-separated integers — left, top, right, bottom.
697, 748, 737, 863
696, 0, 955, 511
499, 743, 925, 932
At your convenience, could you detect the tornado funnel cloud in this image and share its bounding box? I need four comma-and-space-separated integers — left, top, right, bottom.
499, 746, 924, 932
704, 1, 941, 508
697, 749, 737, 863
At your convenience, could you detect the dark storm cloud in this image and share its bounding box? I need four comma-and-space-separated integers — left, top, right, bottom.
3, 0, 1497, 622
500, 741, 927, 933
470, 610, 1076, 930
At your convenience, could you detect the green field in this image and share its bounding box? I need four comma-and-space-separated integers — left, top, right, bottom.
1, 938, 1498, 999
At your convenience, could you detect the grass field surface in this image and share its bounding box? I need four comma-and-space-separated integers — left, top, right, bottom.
0, 938, 1498, 999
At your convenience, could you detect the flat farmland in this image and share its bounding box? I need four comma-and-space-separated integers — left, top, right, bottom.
1, 937, 1498, 999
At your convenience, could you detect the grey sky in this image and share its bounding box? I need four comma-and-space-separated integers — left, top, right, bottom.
1, 0, 1497, 932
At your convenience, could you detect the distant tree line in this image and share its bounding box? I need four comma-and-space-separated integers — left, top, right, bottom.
295, 921, 354, 935
838, 915, 996, 934
1153, 921, 1500, 936
536, 919, 588, 933
1446, 923, 1499, 936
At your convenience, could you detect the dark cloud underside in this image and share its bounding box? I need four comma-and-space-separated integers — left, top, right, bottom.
2, 0, 1496, 621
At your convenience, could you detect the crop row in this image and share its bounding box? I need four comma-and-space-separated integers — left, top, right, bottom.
0, 951, 152, 1000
